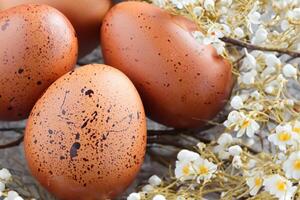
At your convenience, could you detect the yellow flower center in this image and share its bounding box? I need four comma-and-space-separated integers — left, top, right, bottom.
242, 120, 250, 129
294, 160, 300, 170
276, 181, 287, 191
198, 165, 208, 175
182, 165, 190, 175
254, 177, 262, 186
278, 132, 291, 142
293, 127, 300, 134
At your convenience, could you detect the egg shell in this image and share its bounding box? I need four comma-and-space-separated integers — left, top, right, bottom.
0, 0, 112, 57
24, 64, 147, 200
101, 1, 233, 128
0, 4, 78, 121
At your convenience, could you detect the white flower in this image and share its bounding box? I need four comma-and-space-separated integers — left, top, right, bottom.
142, 184, 154, 192
248, 11, 261, 25
232, 155, 242, 169
193, 6, 203, 17
261, 66, 276, 78
220, 0, 232, 6
280, 20, 290, 31
263, 174, 297, 200
293, 121, 300, 137
282, 64, 297, 78
0, 169, 11, 182
175, 161, 195, 180
152, 0, 166, 7
268, 124, 295, 151
251, 27, 268, 44
236, 115, 260, 138
283, 151, 300, 179
193, 158, 217, 181
264, 85, 275, 94
288, 8, 300, 20
230, 96, 244, 110
217, 133, 233, 146
14, 197, 24, 200
148, 175, 162, 186
127, 193, 141, 200
228, 145, 243, 156
4, 191, 21, 200
204, 0, 215, 11
170, 0, 196, 9
246, 173, 263, 196
0, 182, 5, 192
177, 149, 200, 162
224, 111, 259, 138
240, 70, 257, 85
233, 27, 245, 38
153, 195, 166, 200
242, 49, 257, 70
264, 54, 281, 68
197, 142, 206, 151
250, 90, 260, 100
247, 159, 257, 169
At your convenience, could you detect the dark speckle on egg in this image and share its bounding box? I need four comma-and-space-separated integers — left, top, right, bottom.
24, 64, 146, 200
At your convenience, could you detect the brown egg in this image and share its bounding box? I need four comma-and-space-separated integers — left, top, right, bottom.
101, 2, 233, 128
0, 0, 112, 57
24, 64, 147, 200
0, 4, 78, 121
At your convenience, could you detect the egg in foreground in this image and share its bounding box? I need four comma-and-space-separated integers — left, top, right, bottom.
24, 64, 147, 200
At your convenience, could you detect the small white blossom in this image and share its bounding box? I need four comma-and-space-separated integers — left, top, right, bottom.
0, 182, 5, 192
230, 96, 244, 109
142, 184, 154, 192
282, 64, 297, 78
228, 145, 243, 156
248, 11, 261, 25
217, 133, 233, 146
233, 27, 245, 38
148, 175, 162, 186
232, 155, 242, 169
264, 54, 281, 68
0, 169, 11, 182
251, 27, 268, 44
197, 142, 206, 151
246, 172, 263, 196
247, 159, 257, 169
170, 0, 196, 9
280, 20, 290, 31
204, 0, 215, 11
4, 191, 21, 200
152, 0, 166, 7
220, 0, 232, 6
236, 114, 260, 138
177, 149, 200, 162
153, 195, 166, 200
268, 124, 295, 151
283, 151, 300, 179
128, 193, 141, 200
193, 6, 203, 17
240, 70, 257, 85
193, 158, 217, 181
242, 49, 257, 70
250, 90, 260, 100
288, 8, 300, 20
263, 174, 297, 200
264, 85, 275, 94
293, 121, 300, 136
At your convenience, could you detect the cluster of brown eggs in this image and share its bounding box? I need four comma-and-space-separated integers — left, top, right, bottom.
0, 1, 232, 199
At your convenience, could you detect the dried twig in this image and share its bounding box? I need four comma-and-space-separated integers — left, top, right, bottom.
222, 37, 300, 57
0, 135, 24, 149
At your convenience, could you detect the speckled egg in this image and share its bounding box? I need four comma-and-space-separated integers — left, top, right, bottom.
0, 4, 78, 121
0, 0, 112, 57
101, 1, 233, 128
24, 64, 147, 200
